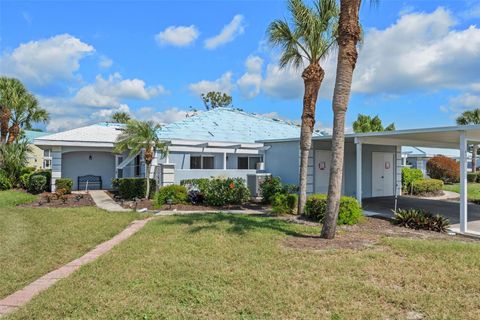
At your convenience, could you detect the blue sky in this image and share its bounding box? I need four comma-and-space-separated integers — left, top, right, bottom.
1, 0, 479, 132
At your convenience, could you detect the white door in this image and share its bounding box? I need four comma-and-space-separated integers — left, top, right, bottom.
314, 150, 331, 194
372, 152, 394, 197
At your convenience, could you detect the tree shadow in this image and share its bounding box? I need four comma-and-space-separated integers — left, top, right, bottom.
160, 213, 315, 237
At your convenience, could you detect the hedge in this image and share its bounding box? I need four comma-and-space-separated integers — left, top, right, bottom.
427, 155, 460, 184
411, 179, 444, 195
303, 194, 362, 225
467, 173, 479, 183
155, 185, 188, 206
181, 177, 250, 206
55, 178, 73, 194
29, 170, 51, 193
111, 178, 156, 200
402, 167, 423, 193
271, 193, 298, 215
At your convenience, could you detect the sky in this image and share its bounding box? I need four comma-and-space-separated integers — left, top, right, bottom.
0, 0, 479, 133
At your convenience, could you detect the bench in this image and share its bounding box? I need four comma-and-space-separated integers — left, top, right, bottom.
78, 175, 102, 190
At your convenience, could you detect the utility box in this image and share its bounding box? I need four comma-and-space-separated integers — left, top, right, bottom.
247, 173, 271, 199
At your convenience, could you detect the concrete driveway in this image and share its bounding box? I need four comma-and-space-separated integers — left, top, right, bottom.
362, 196, 480, 234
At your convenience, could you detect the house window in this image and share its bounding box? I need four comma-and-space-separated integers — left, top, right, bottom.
202, 156, 214, 169
190, 155, 214, 169
238, 156, 263, 169
134, 155, 141, 176
43, 149, 51, 157
190, 156, 202, 169
43, 159, 51, 169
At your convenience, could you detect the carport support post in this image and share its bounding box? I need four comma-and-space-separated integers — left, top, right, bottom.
460, 131, 468, 233
355, 140, 362, 205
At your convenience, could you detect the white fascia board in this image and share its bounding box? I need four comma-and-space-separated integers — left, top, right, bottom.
34, 139, 114, 148
355, 136, 459, 149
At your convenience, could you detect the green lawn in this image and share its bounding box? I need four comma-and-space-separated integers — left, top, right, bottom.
0, 190, 143, 299
443, 183, 480, 200
7, 213, 480, 319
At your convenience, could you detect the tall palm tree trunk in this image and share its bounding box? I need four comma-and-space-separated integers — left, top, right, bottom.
321, 0, 361, 239
298, 63, 324, 214
1, 107, 10, 143
7, 123, 20, 144
473, 144, 478, 172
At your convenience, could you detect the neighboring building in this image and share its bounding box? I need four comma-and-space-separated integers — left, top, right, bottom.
401, 146, 472, 175
34, 108, 324, 191
24, 130, 51, 169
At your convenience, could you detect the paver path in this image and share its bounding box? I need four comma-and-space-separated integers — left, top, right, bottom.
0, 217, 154, 317
90, 190, 130, 212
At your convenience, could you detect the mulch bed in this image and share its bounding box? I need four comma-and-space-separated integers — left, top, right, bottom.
282, 217, 478, 251
20, 192, 95, 208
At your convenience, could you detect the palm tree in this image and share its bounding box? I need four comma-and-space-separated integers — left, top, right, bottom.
321, 0, 362, 239
456, 108, 480, 172
114, 120, 168, 199
0, 77, 49, 144
0, 138, 31, 185
267, 0, 339, 214
111, 111, 131, 124
352, 114, 395, 133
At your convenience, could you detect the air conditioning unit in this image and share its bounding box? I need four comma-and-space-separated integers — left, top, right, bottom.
256, 162, 265, 171
247, 173, 271, 199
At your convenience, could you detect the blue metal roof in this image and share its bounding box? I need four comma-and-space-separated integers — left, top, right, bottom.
23, 130, 51, 143
156, 108, 322, 143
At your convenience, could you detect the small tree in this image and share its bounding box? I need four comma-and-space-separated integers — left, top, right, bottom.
201, 91, 233, 110
111, 111, 131, 124
113, 120, 168, 199
352, 114, 395, 133
427, 155, 460, 184
0, 137, 31, 185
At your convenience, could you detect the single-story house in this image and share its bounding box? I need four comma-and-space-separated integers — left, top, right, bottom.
34, 108, 324, 191
401, 146, 472, 175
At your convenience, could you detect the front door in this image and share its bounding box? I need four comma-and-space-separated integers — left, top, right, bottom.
372, 152, 394, 197
314, 150, 331, 194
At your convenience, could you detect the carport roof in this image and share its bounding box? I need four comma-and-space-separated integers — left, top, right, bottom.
259, 124, 480, 149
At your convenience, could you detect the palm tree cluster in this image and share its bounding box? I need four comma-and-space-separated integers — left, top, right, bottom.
0, 77, 49, 144
268, 0, 339, 215
114, 120, 168, 198
353, 114, 395, 133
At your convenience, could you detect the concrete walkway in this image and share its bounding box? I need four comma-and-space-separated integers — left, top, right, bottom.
0, 217, 153, 317
89, 190, 130, 212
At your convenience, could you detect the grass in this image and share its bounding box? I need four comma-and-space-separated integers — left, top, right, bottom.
0, 190, 144, 299
7, 213, 480, 319
443, 182, 480, 200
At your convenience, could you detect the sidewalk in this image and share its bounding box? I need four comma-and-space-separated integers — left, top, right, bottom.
89, 190, 131, 212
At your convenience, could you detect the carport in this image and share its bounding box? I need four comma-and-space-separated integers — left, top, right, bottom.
354, 124, 480, 235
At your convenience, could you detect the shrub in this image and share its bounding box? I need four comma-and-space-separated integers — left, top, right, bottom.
303, 194, 362, 225
203, 177, 250, 206
29, 170, 52, 192
20, 173, 31, 189
259, 176, 283, 204
427, 155, 460, 184
111, 178, 156, 200
411, 179, 443, 195
20, 167, 36, 176
55, 178, 73, 194
467, 173, 479, 183
28, 175, 47, 194
155, 185, 188, 206
402, 167, 423, 193
272, 193, 298, 215
394, 208, 450, 232
180, 178, 210, 191
0, 170, 12, 191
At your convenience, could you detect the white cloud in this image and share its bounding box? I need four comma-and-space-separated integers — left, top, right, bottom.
352, 8, 480, 94
445, 93, 480, 113
73, 73, 166, 107
99, 55, 113, 68
237, 56, 263, 99
0, 34, 94, 85
204, 15, 245, 49
262, 64, 303, 99
47, 117, 90, 132
188, 72, 234, 96
136, 107, 190, 124
155, 25, 199, 47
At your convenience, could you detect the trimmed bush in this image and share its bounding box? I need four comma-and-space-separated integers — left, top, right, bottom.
402, 167, 423, 193
55, 178, 73, 194
467, 173, 479, 183
259, 176, 283, 204
0, 170, 12, 191
394, 208, 450, 232
111, 178, 156, 200
203, 177, 250, 206
303, 194, 363, 225
155, 185, 188, 206
427, 155, 460, 184
411, 179, 443, 195
28, 175, 47, 194
272, 193, 298, 215
20, 173, 31, 189
180, 178, 210, 192
29, 170, 51, 192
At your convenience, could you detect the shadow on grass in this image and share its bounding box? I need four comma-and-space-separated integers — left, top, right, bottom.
160, 213, 316, 237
